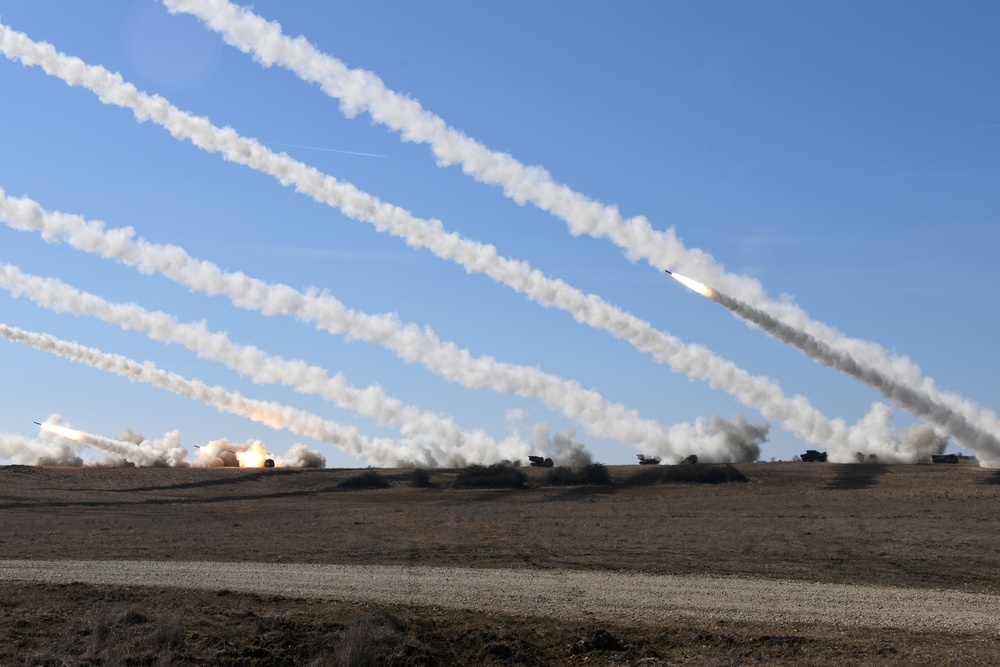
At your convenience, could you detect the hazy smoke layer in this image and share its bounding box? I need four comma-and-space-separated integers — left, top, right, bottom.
0, 323, 441, 467
0, 23, 873, 464
164, 1, 1000, 450
0, 262, 525, 466
708, 289, 1000, 465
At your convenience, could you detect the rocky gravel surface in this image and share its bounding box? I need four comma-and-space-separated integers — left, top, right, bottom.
2, 559, 997, 632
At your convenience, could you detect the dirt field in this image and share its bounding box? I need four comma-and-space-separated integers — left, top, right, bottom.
1, 461, 999, 665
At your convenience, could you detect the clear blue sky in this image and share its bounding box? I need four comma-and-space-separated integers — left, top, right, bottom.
1, 1, 998, 466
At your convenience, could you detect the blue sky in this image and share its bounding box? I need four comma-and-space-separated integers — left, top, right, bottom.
1, 1, 998, 466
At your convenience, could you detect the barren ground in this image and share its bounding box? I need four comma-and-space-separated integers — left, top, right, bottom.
1, 462, 999, 665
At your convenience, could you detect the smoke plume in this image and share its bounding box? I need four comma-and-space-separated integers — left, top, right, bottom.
0, 422, 83, 466
0, 189, 737, 465
0, 26, 892, 464
31, 416, 187, 467
0, 322, 439, 467
278, 443, 326, 468
660, 414, 768, 464
164, 0, 1000, 453
702, 284, 1000, 464
0, 261, 528, 466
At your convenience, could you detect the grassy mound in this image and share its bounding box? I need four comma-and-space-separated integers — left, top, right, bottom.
633, 464, 749, 486
337, 470, 391, 490
545, 463, 612, 486
410, 468, 435, 488
454, 463, 526, 489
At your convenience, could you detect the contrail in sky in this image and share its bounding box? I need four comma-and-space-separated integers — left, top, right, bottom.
0, 24, 889, 461
264, 142, 386, 158
669, 272, 988, 463
0, 261, 562, 467
164, 0, 1000, 448
0, 323, 441, 467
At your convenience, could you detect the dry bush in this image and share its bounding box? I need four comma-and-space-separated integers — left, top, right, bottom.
338, 470, 391, 490
545, 463, 611, 486
410, 468, 434, 488
454, 463, 526, 489
83, 603, 186, 666
640, 464, 749, 485
305, 612, 429, 667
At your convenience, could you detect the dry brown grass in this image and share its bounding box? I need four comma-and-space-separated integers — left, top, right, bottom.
2, 461, 1000, 664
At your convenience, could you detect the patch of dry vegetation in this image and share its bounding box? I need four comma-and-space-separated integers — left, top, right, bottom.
3, 581, 994, 667
544, 463, 611, 486
3, 462, 1000, 665
337, 470, 391, 490
454, 463, 526, 489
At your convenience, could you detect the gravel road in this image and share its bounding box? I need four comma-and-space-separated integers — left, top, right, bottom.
2, 560, 996, 632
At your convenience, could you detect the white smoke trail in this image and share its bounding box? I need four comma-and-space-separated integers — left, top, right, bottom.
0, 262, 525, 465
36, 419, 186, 467
0, 263, 767, 465
698, 284, 1000, 465
164, 0, 1000, 448
0, 189, 724, 463
0, 26, 870, 461
0, 322, 445, 467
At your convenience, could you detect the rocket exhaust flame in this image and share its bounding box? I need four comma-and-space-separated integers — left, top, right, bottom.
668, 271, 717, 299
37, 422, 85, 442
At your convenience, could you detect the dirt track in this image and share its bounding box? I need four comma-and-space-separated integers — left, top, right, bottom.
4, 464, 1000, 664
2, 559, 998, 632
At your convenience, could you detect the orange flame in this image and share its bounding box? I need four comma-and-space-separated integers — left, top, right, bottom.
235, 440, 275, 468
39, 423, 86, 442
671, 273, 716, 299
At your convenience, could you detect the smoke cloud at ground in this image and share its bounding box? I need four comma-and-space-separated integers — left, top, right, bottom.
0, 415, 83, 466
659, 414, 769, 464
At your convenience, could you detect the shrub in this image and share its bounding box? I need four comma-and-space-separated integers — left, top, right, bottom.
655, 464, 748, 485
337, 470, 390, 490
545, 463, 611, 486
454, 463, 526, 489
410, 468, 433, 488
